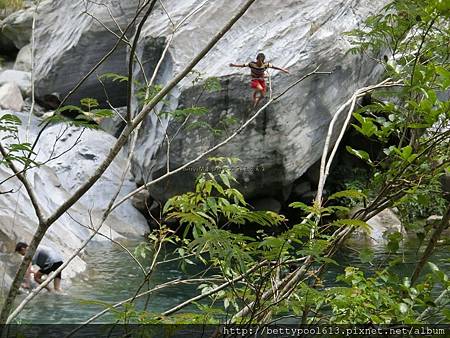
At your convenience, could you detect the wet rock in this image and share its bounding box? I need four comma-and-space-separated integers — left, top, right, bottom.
22, 97, 47, 117
0, 111, 149, 284
350, 208, 403, 246
0, 82, 23, 111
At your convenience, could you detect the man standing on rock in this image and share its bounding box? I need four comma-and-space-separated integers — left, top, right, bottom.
15, 242, 64, 292
230, 52, 289, 107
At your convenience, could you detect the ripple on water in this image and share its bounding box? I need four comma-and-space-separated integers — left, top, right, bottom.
13, 235, 450, 323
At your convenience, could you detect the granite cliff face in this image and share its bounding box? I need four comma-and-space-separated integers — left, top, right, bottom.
0, 112, 148, 288
0, 0, 391, 286
130, 0, 389, 202
1, 0, 390, 203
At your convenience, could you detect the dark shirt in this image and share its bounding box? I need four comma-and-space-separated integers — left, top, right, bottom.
32, 245, 63, 270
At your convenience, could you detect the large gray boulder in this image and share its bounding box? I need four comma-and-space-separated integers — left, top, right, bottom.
0, 69, 31, 96
14, 43, 32, 72
129, 0, 388, 202
0, 111, 149, 286
0, 165, 89, 283
0, 82, 23, 111
33, 0, 139, 106
33, 123, 149, 235
0, 5, 33, 49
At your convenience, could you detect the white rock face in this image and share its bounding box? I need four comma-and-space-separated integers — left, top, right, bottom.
0, 69, 31, 96
33, 124, 149, 235
33, 0, 139, 105
0, 5, 33, 49
0, 165, 89, 284
14, 44, 32, 72
130, 0, 389, 201
0, 111, 149, 287
0, 82, 24, 111
4, 0, 390, 203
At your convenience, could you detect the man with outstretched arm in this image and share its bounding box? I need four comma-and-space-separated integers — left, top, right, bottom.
15, 242, 64, 292
230, 52, 289, 107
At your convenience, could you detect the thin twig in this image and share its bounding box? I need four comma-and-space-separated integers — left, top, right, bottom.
111, 67, 330, 211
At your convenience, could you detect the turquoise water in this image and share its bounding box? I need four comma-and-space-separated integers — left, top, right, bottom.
10, 233, 450, 324
15, 240, 205, 324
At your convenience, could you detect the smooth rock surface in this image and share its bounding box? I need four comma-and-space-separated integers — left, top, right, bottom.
367, 208, 402, 241
0, 69, 31, 95
130, 0, 389, 202
33, 0, 139, 105
0, 82, 23, 111
0, 5, 33, 49
33, 124, 149, 236
0, 111, 149, 286
14, 43, 32, 72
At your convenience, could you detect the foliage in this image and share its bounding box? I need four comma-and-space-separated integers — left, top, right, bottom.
345, 0, 450, 223
0, 0, 23, 10
327, 264, 448, 324
127, 0, 450, 326
163, 158, 285, 268
3, 0, 449, 328
0, 114, 37, 167
158, 72, 236, 136
42, 97, 114, 129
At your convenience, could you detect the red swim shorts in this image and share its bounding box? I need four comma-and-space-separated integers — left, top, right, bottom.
250, 79, 266, 92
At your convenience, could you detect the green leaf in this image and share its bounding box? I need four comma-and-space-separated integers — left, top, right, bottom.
92, 109, 114, 118
328, 189, 367, 200
219, 173, 230, 188
0, 114, 21, 125
359, 247, 374, 263
334, 219, 371, 232
289, 201, 310, 212
80, 98, 99, 109
436, 66, 450, 89
57, 105, 83, 114
99, 72, 129, 83
427, 262, 439, 272
385, 231, 402, 253
399, 303, 408, 314
203, 77, 222, 93
346, 146, 373, 164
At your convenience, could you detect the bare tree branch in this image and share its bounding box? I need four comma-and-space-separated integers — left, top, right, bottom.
411, 203, 450, 285
315, 79, 403, 205
0, 143, 45, 223
0, 0, 257, 323
25, 0, 41, 143
126, 0, 158, 122
111, 67, 330, 211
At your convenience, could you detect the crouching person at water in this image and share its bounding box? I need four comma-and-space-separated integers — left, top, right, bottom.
15, 242, 64, 292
